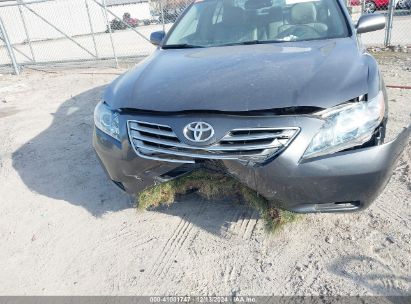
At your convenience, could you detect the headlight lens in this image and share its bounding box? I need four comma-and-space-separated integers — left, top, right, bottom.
94, 101, 120, 141
303, 91, 385, 159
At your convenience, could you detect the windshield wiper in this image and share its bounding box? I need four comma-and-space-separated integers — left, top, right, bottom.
219, 39, 287, 47
162, 43, 204, 49
162, 39, 287, 49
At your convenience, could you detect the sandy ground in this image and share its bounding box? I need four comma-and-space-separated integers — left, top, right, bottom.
0, 53, 410, 296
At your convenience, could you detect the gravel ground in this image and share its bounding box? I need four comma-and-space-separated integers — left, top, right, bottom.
0, 52, 410, 296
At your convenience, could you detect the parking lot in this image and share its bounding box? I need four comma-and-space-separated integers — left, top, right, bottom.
0, 51, 410, 295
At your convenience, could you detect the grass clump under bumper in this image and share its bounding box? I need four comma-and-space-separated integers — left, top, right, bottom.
136, 169, 299, 233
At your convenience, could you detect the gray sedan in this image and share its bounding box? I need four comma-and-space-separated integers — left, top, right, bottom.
93, 0, 410, 213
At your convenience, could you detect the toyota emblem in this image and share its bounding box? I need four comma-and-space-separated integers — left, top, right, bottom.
183, 122, 214, 143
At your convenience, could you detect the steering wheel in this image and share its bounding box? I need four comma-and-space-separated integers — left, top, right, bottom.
277, 25, 322, 40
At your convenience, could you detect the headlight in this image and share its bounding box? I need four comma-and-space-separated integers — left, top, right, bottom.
94, 101, 120, 141
303, 91, 385, 159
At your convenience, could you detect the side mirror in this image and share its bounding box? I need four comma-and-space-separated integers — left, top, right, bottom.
150, 31, 165, 46
356, 14, 386, 34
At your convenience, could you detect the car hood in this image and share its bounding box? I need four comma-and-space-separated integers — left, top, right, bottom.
104, 38, 369, 112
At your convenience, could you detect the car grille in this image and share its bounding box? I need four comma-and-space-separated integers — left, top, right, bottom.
127, 120, 299, 164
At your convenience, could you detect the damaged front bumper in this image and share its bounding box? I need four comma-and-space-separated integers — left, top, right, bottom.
93, 113, 410, 213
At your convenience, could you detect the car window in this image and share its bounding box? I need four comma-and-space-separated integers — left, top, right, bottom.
212, 0, 224, 24
164, 0, 349, 47
167, 4, 201, 40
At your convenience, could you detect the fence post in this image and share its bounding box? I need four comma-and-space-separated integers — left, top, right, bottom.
102, 0, 118, 68
85, 0, 99, 58
17, 0, 35, 62
384, 0, 395, 46
160, 0, 165, 32
0, 17, 20, 75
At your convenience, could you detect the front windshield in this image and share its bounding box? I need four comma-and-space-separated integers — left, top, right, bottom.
164, 0, 349, 47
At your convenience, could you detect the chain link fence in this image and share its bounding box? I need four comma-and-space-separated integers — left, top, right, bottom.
347, 0, 411, 47
0, 0, 190, 73
0, 0, 409, 74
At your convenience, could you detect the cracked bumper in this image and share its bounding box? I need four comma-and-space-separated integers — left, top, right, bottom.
93, 120, 410, 213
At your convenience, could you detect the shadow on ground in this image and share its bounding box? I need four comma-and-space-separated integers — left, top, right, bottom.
329, 255, 411, 296
11, 86, 256, 235
12, 86, 131, 216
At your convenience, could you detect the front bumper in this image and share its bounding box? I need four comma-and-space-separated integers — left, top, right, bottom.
93, 113, 410, 213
